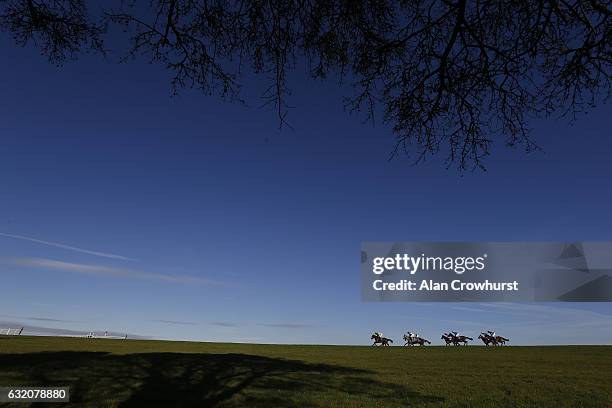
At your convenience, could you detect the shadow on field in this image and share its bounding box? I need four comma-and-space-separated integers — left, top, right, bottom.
0, 352, 444, 407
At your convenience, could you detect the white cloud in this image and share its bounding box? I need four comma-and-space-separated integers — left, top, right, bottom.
450, 305, 486, 313
0, 232, 136, 261
3, 257, 217, 285
152, 319, 197, 325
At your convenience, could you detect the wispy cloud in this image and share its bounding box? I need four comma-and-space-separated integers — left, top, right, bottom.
0, 314, 78, 323
3, 257, 217, 285
258, 323, 316, 329
210, 321, 240, 327
0, 232, 135, 261
450, 306, 486, 313
27, 317, 79, 323
152, 319, 197, 326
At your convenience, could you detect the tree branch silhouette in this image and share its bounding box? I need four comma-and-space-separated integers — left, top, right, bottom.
1, 0, 610, 170
0, 0, 104, 63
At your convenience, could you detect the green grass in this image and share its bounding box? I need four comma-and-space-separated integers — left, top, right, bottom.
0, 336, 611, 407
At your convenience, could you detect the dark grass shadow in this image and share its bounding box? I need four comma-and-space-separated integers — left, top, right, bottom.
0, 351, 444, 407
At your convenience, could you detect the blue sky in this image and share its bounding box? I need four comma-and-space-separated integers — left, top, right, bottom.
1, 35, 611, 345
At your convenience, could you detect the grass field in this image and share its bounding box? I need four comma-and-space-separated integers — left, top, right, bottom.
0, 336, 611, 407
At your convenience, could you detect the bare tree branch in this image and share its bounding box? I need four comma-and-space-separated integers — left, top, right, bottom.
1, 0, 610, 170
0, 0, 104, 64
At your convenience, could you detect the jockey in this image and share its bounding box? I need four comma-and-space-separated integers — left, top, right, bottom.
411, 331, 418, 338
450, 331, 458, 337
487, 330, 496, 337
374, 332, 383, 338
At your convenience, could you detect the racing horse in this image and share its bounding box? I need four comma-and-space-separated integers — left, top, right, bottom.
403, 334, 431, 346
442, 333, 472, 346
495, 335, 509, 345
453, 335, 473, 346
478, 333, 498, 346
441, 333, 455, 346
371, 334, 393, 346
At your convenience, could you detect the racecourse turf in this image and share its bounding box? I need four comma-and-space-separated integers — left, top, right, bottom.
0, 336, 610, 407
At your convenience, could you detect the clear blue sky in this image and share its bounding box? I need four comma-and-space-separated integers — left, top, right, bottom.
1, 35, 611, 345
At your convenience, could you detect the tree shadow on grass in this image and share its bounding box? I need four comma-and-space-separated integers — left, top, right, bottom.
0, 351, 444, 407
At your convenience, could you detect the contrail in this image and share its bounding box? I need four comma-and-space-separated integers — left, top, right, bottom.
4, 258, 216, 285
0, 232, 136, 261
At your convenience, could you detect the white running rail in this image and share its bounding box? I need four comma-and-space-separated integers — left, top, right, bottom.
84, 331, 128, 339
0, 327, 24, 335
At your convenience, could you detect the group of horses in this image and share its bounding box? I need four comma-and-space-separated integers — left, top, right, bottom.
477, 332, 510, 346
370, 333, 431, 346
371, 331, 510, 346
403, 333, 431, 346
441, 332, 473, 346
